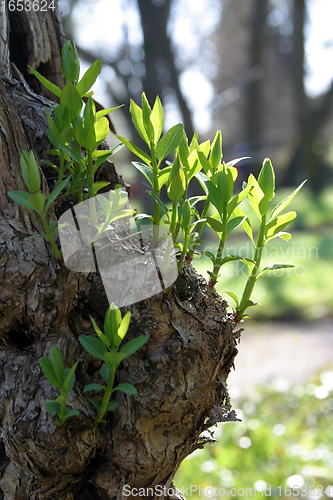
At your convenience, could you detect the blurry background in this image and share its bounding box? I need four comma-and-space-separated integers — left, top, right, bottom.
58, 0, 333, 495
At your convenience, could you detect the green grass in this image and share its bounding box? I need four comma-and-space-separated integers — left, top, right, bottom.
174, 369, 333, 499
192, 187, 333, 321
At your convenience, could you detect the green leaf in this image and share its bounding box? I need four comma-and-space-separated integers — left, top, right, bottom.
132, 162, 153, 186
105, 305, 121, 342
202, 250, 215, 264
227, 185, 253, 217
106, 401, 118, 411
79, 335, 108, 361
257, 264, 294, 278
209, 130, 222, 171
45, 401, 61, 415
114, 311, 131, 349
181, 200, 191, 231
76, 59, 102, 97
84, 383, 104, 393
45, 111, 60, 144
226, 216, 246, 235
258, 158, 275, 201
24, 150, 41, 194
147, 191, 169, 217
89, 397, 101, 409
142, 92, 155, 143
39, 357, 61, 388
113, 383, 137, 395
225, 157, 250, 169
156, 123, 184, 162
94, 117, 109, 147
158, 166, 172, 190
28, 66, 62, 98
7, 190, 33, 210
91, 181, 110, 196
120, 335, 148, 360
62, 40, 80, 84
28, 193, 46, 214
168, 169, 186, 202
64, 367, 76, 394
117, 135, 151, 166
59, 145, 85, 166
205, 180, 223, 215
100, 363, 110, 384
94, 151, 115, 171
265, 211, 297, 238
96, 105, 123, 119
221, 255, 255, 268
60, 82, 83, 124
195, 171, 209, 194
129, 99, 150, 145
223, 291, 239, 307
246, 174, 268, 218
216, 164, 234, 203
150, 96, 164, 144
270, 180, 307, 219
90, 316, 103, 336
206, 216, 224, 234
245, 299, 261, 308
46, 176, 71, 210
65, 409, 80, 419
167, 155, 186, 202
49, 347, 65, 386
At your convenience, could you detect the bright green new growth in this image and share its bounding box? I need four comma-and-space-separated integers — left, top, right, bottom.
79, 304, 148, 423
39, 347, 79, 425
122, 94, 305, 320
8, 41, 124, 260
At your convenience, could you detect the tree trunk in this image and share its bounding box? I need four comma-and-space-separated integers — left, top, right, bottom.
245, 0, 268, 160
0, 3, 239, 499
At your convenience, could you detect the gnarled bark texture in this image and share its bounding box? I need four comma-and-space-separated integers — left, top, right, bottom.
0, 3, 240, 499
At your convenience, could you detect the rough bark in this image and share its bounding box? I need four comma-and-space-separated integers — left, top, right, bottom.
0, 3, 240, 499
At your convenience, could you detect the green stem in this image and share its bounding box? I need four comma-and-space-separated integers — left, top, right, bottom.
57, 150, 65, 186
40, 212, 62, 261
236, 214, 267, 321
96, 364, 115, 423
57, 395, 67, 424
74, 138, 83, 203
187, 198, 211, 260
170, 199, 178, 243
178, 230, 189, 270
151, 143, 160, 246
87, 149, 97, 226
210, 207, 228, 286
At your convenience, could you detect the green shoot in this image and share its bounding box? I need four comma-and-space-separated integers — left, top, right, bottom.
39, 347, 79, 425
79, 304, 148, 423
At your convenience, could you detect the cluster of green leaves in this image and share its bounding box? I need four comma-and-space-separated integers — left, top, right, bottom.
79, 304, 148, 423
7, 41, 126, 260
31, 40, 122, 204
234, 161, 306, 320
120, 94, 305, 319
39, 347, 79, 425
39, 305, 148, 425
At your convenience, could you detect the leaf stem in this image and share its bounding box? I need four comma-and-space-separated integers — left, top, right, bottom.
236, 214, 267, 320
40, 212, 62, 261
96, 364, 115, 423
210, 206, 227, 286
151, 143, 160, 246
187, 198, 211, 259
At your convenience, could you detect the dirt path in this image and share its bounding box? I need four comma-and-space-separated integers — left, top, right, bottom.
228, 320, 333, 399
